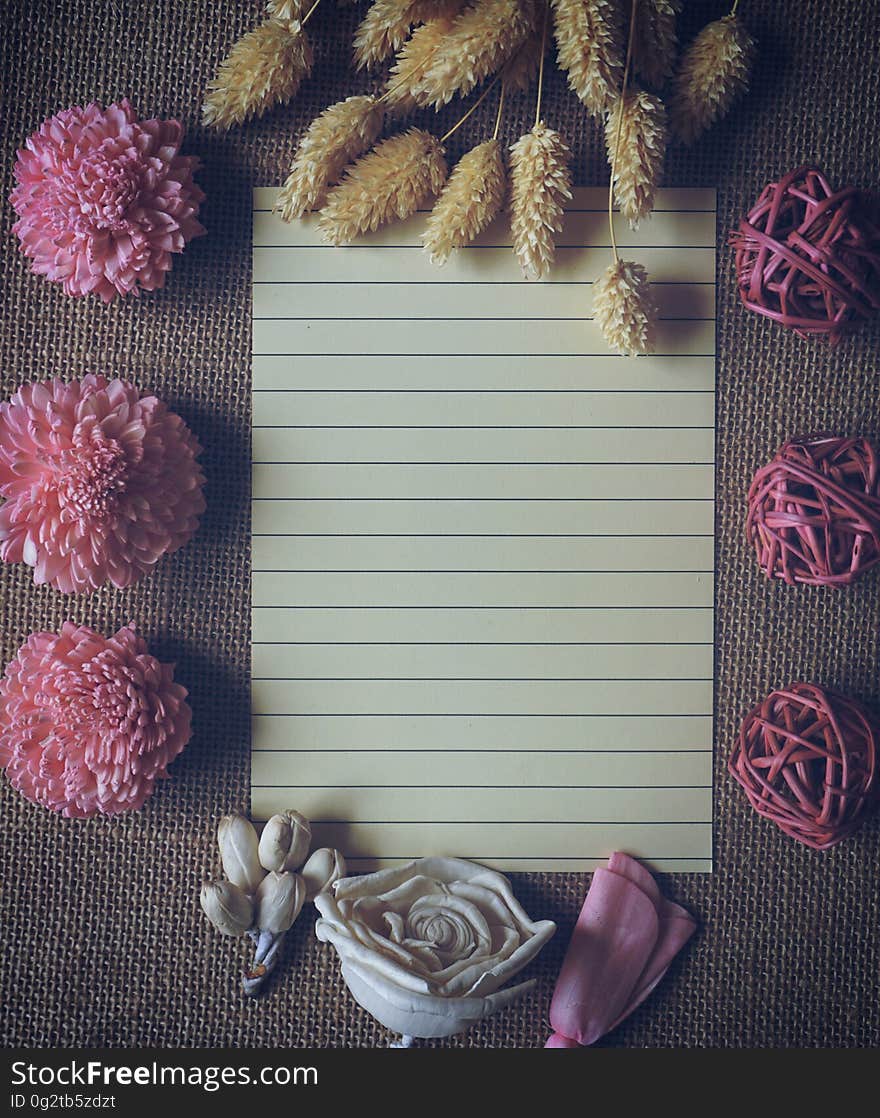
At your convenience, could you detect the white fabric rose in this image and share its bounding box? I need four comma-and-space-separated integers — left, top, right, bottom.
314, 857, 556, 1039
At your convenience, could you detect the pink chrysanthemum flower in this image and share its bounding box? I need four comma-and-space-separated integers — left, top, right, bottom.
0, 375, 206, 594
0, 623, 192, 817
10, 99, 205, 301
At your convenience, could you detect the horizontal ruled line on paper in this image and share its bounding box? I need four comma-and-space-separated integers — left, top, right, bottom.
251, 604, 714, 609
253, 243, 715, 250
252, 748, 714, 753
252, 783, 713, 788
252, 641, 715, 646
252, 279, 719, 285
253, 711, 713, 716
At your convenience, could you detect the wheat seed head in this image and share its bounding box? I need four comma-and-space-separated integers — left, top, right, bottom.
404, 0, 534, 110
592, 258, 658, 356
551, 0, 625, 117
606, 89, 667, 228
669, 14, 756, 145
354, 0, 465, 70
203, 18, 314, 129
423, 139, 507, 265
631, 0, 681, 89
318, 129, 448, 245
266, 0, 308, 20
276, 96, 386, 222
509, 122, 573, 281
502, 25, 545, 93
383, 17, 457, 114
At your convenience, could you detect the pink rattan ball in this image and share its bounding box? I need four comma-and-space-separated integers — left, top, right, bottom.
730, 683, 879, 850
731, 166, 880, 343
747, 435, 880, 587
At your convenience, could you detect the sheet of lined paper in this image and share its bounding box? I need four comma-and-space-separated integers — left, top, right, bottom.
251, 186, 715, 873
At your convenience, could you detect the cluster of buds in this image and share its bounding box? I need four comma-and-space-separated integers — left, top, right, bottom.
200, 809, 345, 996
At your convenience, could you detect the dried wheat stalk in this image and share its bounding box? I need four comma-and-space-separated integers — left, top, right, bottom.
551, 0, 624, 116
605, 89, 667, 227
509, 121, 573, 280
423, 139, 507, 264
592, 259, 657, 355
631, 0, 680, 88
203, 19, 313, 129
318, 129, 448, 245
354, 0, 465, 69
669, 14, 756, 144
276, 95, 386, 221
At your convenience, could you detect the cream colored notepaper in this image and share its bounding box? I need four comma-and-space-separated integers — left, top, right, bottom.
251, 187, 716, 873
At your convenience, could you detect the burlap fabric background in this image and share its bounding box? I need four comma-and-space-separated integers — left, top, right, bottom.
1, 0, 879, 1049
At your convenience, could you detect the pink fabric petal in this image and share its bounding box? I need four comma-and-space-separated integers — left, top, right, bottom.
548, 867, 659, 1047
610, 905, 697, 1030
546, 853, 697, 1048
545, 1032, 580, 1048
607, 850, 663, 907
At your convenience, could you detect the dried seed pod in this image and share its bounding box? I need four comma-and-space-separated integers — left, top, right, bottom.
200, 880, 254, 937
258, 809, 312, 872
509, 122, 573, 280
423, 139, 507, 265
301, 847, 348, 900
218, 813, 265, 894
592, 259, 658, 356
319, 128, 448, 245
255, 871, 306, 934
276, 95, 385, 220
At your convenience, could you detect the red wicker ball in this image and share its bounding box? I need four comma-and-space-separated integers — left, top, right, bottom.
731, 166, 880, 343
730, 683, 879, 849
747, 435, 880, 587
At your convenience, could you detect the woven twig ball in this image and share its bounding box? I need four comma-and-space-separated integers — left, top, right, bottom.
730, 683, 879, 849
731, 166, 880, 343
747, 435, 880, 587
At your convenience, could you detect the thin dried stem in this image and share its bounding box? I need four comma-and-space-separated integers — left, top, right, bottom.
534, 1, 549, 128
493, 82, 506, 139
440, 75, 501, 144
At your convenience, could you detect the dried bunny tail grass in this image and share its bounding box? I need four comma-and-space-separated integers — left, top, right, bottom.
203, 19, 314, 129
423, 139, 507, 264
631, 0, 680, 88
318, 129, 448, 245
605, 89, 667, 228
354, 0, 464, 70
383, 17, 456, 114
401, 0, 534, 110
509, 122, 572, 280
275, 96, 385, 221
669, 14, 756, 144
266, 0, 307, 18
592, 259, 657, 355
551, 0, 624, 116
502, 26, 545, 93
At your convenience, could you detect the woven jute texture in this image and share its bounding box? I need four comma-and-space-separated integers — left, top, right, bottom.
2, 0, 879, 1049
